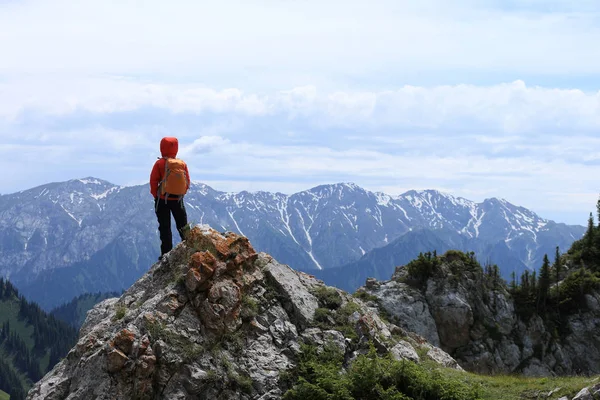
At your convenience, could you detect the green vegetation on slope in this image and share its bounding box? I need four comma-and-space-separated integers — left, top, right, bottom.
283, 342, 599, 400
0, 389, 10, 400
50, 291, 121, 329
284, 344, 480, 400
0, 279, 78, 400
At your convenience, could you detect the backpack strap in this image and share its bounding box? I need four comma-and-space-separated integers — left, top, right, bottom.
164, 158, 168, 203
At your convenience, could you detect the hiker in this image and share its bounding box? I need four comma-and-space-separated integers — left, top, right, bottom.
150, 137, 191, 258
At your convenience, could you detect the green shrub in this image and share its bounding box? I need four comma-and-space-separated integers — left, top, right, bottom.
312, 286, 343, 310
555, 268, 600, 313
314, 308, 333, 325
284, 344, 480, 400
241, 294, 259, 320
353, 290, 379, 302
334, 301, 361, 325
114, 305, 127, 320
406, 252, 440, 286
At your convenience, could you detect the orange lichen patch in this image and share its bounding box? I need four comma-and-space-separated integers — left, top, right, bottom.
111, 329, 136, 355
212, 235, 231, 258
185, 264, 216, 293
228, 235, 254, 254
183, 227, 262, 333
189, 250, 217, 269
201, 260, 217, 278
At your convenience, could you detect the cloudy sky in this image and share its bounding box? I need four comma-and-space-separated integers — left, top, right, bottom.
2, 0, 600, 224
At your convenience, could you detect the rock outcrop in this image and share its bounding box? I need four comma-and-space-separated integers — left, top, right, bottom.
26, 225, 459, 400
360, 257, 600, 377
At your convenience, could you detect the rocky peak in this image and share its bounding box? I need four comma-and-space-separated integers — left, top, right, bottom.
361, 251, 600, 377
27, 226, 461, 400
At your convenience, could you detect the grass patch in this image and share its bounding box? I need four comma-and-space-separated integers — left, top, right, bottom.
416, 346, 430, 361
221, 355, 254, 394
240, 294, 259, 320
0, 389, 9, 400
146, 320, 204, 362
113, 305, 127, 321
439, 366, 599, 400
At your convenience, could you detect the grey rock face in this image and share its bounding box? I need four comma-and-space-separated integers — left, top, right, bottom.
361, 261, 600, 377
427, 347, 464, 371
426, 280, 473, 351
390, 341, 419, 363
264, 258, 319, 329
365, 280, 440, 346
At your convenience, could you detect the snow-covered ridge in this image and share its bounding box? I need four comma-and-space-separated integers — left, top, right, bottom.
78, 178, 105, 185
0, 177, 586, 289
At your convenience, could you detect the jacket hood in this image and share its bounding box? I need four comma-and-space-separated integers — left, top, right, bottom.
160, 137, 178, 158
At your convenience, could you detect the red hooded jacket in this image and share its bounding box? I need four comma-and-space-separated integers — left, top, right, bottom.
150, 137, 191, 199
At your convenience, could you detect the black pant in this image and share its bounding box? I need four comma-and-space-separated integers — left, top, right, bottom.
155, 197, 188, 255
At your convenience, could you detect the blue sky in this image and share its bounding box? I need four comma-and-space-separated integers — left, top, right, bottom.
1, 0, 600, 225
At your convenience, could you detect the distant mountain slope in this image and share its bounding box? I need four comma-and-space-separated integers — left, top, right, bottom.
0, 279, 77, 400
51, 291, 121, 329
315, 228, 530, 293
0, 178, 585, 309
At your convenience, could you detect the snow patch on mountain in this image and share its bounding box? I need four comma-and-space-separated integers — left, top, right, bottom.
78, 178, 104, 185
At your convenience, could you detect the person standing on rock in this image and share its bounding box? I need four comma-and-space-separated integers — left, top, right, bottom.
150, 137, 191, 259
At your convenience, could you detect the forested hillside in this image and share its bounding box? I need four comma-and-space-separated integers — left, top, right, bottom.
51, 291, 121, 329
0, 279, 77, 400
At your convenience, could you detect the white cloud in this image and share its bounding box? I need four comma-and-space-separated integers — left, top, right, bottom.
181, 136, 231, 156
2, 78, 600, 134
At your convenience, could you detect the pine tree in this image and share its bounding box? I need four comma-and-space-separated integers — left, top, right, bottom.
510, 271, 517, 292
493, 265, 501, 289
581, 212, 597, 266
586, 212, 595, 246
554, 246, 561, 284
538, 254, 551, 314
530, 270, 537, 292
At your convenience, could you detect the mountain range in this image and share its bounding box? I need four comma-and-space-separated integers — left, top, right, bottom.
0, 178, 585, 309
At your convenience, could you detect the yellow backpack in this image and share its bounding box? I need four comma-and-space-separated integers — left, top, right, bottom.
159, 158, 188, 197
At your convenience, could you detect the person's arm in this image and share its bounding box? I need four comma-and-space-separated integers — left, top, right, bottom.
150, 159, 163, 198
